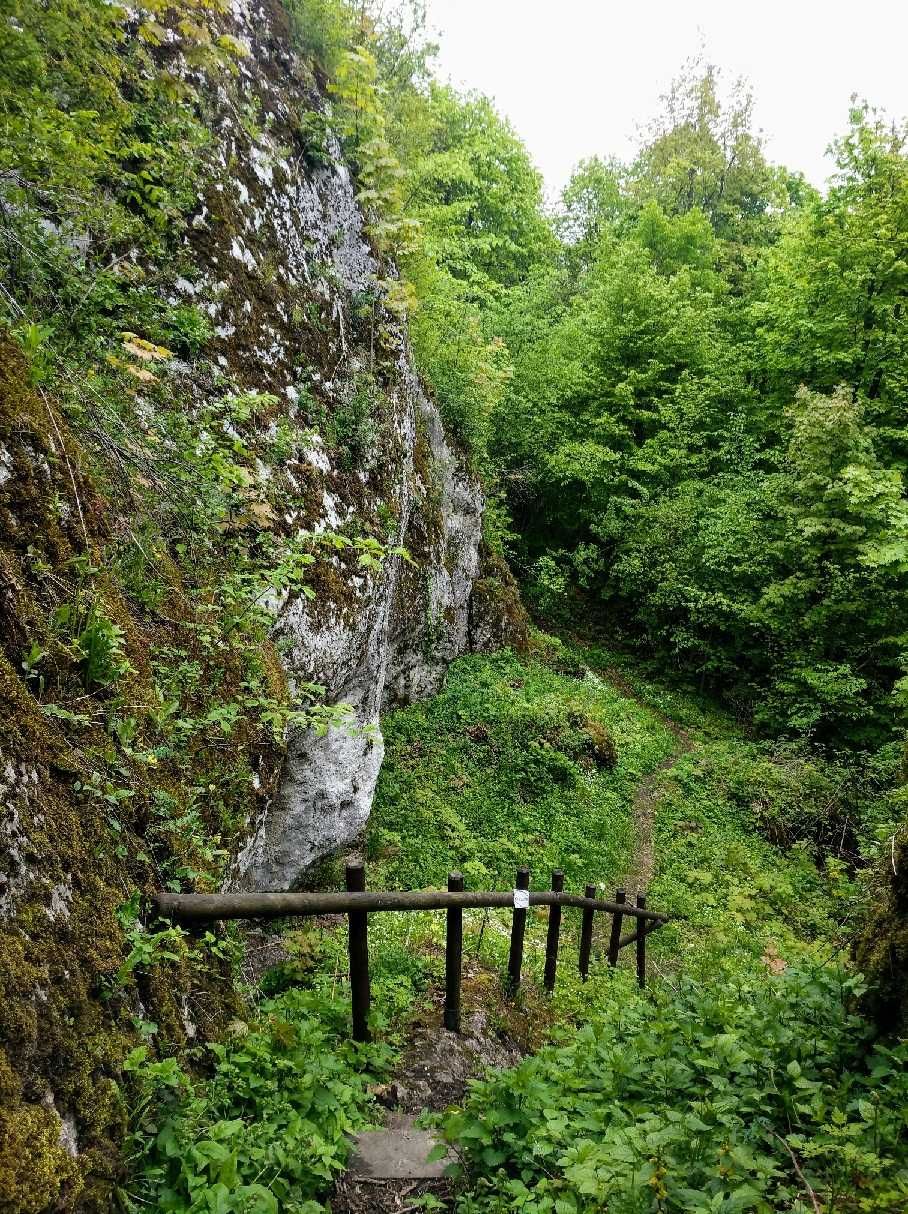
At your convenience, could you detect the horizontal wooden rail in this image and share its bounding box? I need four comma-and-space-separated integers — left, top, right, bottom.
618, 918, 662, 950
153, 888, 672, 924
154, 869, 673, 1037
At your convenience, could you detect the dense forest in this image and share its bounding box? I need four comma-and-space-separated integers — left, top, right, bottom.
395, 29, 908, 751
1, 0, 908, 1210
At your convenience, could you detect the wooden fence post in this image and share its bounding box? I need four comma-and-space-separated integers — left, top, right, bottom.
543, 869, 564, 992
578, 882, 596, 981
346, 862, 371, 1042
506, 866, 530, 994
636, 892, 647, 989
444, 871, 464, 1032
608, 888, 626, 968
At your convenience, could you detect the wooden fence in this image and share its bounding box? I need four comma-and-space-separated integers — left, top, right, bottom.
154, 865, 670, 1042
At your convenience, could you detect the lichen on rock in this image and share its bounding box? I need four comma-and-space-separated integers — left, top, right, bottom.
204, 0, 526, 890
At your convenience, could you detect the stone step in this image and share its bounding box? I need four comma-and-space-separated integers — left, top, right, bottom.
347, 1113, 453, 1180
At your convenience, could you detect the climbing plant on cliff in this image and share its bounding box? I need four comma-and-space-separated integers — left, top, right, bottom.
283, 0, 551, 467
0, 0, 245, 317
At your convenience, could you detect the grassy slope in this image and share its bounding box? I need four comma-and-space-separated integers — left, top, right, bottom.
369, 635, 851, 988
369, 643, 674, 893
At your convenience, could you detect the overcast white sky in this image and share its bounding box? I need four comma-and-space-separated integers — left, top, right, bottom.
424, 0, 908, 200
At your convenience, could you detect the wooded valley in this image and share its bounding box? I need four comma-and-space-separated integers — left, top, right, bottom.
1, 0, 907, 1210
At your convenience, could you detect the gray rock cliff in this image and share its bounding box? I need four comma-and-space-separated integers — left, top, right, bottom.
185, 0, 518, 888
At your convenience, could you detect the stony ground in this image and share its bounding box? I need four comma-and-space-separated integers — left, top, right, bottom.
333, 981, 522, 1213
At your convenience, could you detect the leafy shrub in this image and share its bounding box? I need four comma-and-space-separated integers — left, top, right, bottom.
284, 0, 356, 75
123, 987, 395, 1212
258, 929, 324, 997
408, 278, 512, 465
51, 600, 133, 690
75, 608, 132, 689
524, 552, 575, 625
579, 716, 617, 768
440, 964, 908, 1213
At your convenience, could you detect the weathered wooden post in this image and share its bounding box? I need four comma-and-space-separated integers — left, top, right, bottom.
608, 887, 626, 968
346, 861, 371, 1042
543, 869, 564, 992
506, 866, 530, 994
578, 882, 596, 981
444, 871, 464, 1032
636, 892, 647, 989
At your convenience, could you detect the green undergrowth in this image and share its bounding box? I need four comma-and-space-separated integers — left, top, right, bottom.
369, 639, 676, 892
368, 634, 865, 996
439, 962, 908, 1213
366, 637, 675, 1034
646, 741, 857, 977
122, 634, 906, 1212
120, 914, 432, 1212
123, 989, 387, 1213
361, 636, 907, 1210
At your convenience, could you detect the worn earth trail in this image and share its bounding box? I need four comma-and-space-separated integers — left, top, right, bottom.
595, 662, 789, 983
600, 665, 696, 897
332, 974, 521, 1213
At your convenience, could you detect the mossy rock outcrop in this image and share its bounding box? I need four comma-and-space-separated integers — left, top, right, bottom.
0, 0, 523, 1202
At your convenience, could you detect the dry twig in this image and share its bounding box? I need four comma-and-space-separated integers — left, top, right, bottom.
770, 1129, 822, 1214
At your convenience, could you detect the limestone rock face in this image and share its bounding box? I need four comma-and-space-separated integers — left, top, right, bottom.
208, 0, 522, 889
383, 368, 486, 710
234, 359, 491, 888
